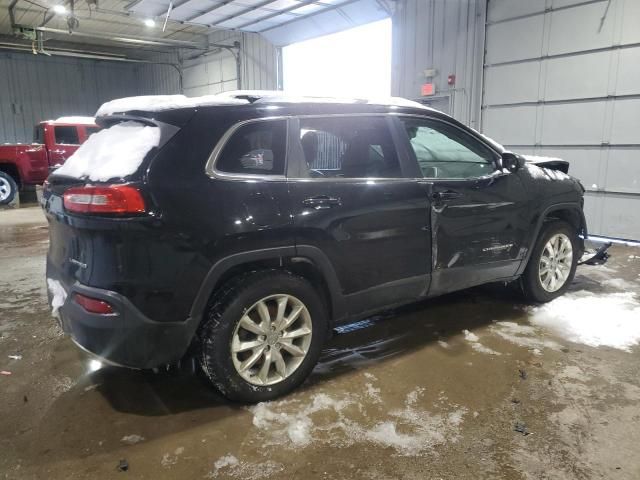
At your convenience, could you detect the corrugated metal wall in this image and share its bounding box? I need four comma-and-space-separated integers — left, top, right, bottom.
0, 51, 180, 144
482, 0, 640, 240
182, 31, 277, 97
391, 0, 486, 129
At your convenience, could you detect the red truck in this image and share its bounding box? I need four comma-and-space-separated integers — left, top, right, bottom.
0, 117, 99, 205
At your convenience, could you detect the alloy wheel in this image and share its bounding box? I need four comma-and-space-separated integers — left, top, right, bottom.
230, 294, 313, 386
539, 233, 573, 293
0, 176, 12, 203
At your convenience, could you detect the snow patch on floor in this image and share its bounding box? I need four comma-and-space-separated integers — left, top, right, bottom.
492, 321, 563, 352
529, 291, 640, 351
248, 387, 466, 456
207, 454, 283, 479
463, 329, 502, 355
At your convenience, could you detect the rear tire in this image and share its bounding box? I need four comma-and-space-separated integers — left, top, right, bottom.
0, 171, 18, 205
198, 270, 327, 403
521, 220, 578, 303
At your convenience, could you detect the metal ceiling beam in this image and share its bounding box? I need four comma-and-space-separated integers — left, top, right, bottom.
232, 0, 321, 29
183, 0, 237, 23
206, 0, 289, 27
258, 0, 361, 32
35, 25, 207, 48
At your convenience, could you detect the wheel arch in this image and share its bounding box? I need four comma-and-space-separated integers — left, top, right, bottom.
0, 163, 21, 187
189, 245, 346, 328
517, 203, 587, 276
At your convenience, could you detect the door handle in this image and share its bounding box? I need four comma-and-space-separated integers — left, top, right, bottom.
302, 196, 341, 209
432, 190, 462, 201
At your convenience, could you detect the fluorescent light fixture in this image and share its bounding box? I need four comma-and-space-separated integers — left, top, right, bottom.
143, 18, 155, 27
52, 4, 67, 14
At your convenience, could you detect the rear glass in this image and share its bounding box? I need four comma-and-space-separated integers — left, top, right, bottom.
54, 126, 80, 145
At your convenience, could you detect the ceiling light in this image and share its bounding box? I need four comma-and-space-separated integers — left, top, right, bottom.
143, 18, 155, 27
52, 4, 67, 14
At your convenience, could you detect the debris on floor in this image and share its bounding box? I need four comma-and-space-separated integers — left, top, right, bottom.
121, 435, 145, 445
8, 354, 22, 360
117, 459, 129, 472
514, 422, 532, 436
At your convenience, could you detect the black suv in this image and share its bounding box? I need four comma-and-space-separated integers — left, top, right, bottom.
44, 93, 587, 402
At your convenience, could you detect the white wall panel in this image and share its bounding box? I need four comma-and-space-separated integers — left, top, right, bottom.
487, 0, 546, 23
544, 51, 610, 100
620, 0, 640, 44
482, 106, 537, 145
616, 47, 640, 96
486, 15, 544, 64
484, 62, 540, 104
605, 149, 640, 194
548, 2, 615, 55
540, 102, 607, 144
609, 99, 640, 145
600, 194, 640, 239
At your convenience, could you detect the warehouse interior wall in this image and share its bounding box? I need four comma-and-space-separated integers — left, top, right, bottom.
391, 0, 486, 129
182, 30, 277, 97
0, 51, 179, 144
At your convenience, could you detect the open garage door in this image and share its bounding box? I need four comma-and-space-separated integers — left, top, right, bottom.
481, 0, 640, 240
282, 19, 392, 98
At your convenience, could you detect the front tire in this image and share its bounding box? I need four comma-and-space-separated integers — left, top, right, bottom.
0, 171, 18, 205
198, 270, 327, 403
521, 220, 579, 303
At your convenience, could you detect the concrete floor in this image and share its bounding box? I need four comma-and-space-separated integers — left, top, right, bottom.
1, 206, 640, 480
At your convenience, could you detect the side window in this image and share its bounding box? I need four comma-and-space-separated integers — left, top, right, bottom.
298, 117, 401, 178
216, 120, 286, 176
400, 118, 496, 179
54, 126, 80, 145
33, 125, 44, 144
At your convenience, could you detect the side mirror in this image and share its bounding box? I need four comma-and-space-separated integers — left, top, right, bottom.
501, 152, 525, 172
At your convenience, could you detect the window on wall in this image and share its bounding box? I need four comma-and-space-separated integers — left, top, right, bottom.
282, 19, 392, 97
298, 116, 401, 178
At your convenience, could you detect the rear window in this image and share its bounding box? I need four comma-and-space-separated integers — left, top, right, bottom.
53, 121, 161, 182
216, 120, 287, 176
54, 126, 80, 145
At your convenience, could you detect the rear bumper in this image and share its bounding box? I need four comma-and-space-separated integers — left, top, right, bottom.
50, 276, 199, 369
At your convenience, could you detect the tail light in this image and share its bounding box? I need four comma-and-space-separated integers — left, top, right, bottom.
74, 293, 114, 315
63, 185, 145, 214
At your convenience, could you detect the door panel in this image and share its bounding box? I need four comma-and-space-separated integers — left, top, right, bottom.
288, 115, 432, 317
395, 115, 531, 296
426, 173, 530, 295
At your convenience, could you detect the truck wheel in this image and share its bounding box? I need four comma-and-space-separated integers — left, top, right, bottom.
198, 270, 328, 403
521, 220, 578, 303
0, 171, 18, 205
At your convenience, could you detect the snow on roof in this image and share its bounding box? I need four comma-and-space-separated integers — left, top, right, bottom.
96, 95, 249, 116
54, 116, 97, 125
96, 91, 432, 117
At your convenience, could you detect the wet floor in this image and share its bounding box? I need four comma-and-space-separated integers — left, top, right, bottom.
1, 206, 640, 479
